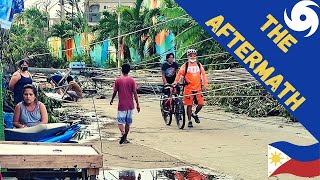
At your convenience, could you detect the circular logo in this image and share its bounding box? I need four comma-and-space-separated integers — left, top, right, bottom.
284, 0, 319, 37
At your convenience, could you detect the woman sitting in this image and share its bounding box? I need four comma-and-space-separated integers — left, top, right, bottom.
13, 84, 48, 128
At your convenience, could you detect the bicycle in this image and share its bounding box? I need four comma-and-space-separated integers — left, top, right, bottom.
160, 83, 186, 129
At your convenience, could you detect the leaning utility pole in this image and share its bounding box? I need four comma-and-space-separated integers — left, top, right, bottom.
84, 0, 90, 55
60, 0, 65, 21
71, 0, 74, 31
43, 0, 51, 31
0, 58, 3, 141
117, 0, 121, 69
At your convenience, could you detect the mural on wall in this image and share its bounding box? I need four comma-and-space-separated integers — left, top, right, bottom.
73, 33, 85, 57
48, 33, 115, 68
65, 38, 75, 62
47, 0, 176, 66
47, 37, 62, 59
155, 31, 175, 62
144, 0, 176, 62
90, 40, 109, 68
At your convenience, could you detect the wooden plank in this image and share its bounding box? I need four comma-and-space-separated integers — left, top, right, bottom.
0, 141, 94, 147
90, 144, 102, 155
44, 92, 64, 101
29, 67, 65, 74
0, 155, 103, 169
87, 168, 100, 176
0, 144, 98, 155
0, 142, 102, 169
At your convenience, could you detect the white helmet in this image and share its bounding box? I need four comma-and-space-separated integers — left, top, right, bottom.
186, 49, 197, 56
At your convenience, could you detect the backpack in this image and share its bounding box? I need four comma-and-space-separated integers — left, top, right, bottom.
183, 62, 202, 85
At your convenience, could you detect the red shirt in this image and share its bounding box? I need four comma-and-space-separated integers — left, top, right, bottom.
113, 76, 137, 111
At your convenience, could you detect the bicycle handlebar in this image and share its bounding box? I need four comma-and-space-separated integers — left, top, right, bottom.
163, 83, 188, 89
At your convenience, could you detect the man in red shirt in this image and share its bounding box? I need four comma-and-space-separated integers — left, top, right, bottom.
110, 64, 140, 144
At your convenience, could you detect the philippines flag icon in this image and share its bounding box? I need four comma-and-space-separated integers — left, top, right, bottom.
268, 142, 320, 177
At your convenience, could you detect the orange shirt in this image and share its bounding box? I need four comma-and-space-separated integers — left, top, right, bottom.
174, 62, 208, 92
186, 169, 207, 180
175, 169, 208, 180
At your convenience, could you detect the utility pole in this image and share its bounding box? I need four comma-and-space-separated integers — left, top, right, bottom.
71, 0, 74, 32
0, 29, 5, 141
85, 0, 90, 55
117, 0, 121, 69
60, 0, 65, 22
44, 0, 50, 31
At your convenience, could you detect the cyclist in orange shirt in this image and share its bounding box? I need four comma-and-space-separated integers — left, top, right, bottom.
174, 49, 208, 128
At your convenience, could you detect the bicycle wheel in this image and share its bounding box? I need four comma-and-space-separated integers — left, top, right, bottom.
174, 97, 185, 129
160, 94, 172, 125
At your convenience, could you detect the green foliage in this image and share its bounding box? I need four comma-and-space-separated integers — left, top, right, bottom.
206, 84, 296, 121
94, 0, 159, 61
4, 5, 90, 69
3, 8, 66, 69
107, 58, 117, 68
38, 89, 62, 123
78, 54, 92, 66
50, 21, 73, 39
94, 11, 119, 46
1, 1, 295, 121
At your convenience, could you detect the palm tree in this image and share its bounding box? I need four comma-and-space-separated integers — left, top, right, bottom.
22, 8, 48, 30
49, 21, 74, 60
118, 0, 159, 60
65, 0, 87, 33
50, 21, 73, 39
156, 0, 225, 60
9, 8, 51, 59
4, 8, 63, 68
66, 0, 83, 15
94, 11, 119, 46
95, 0, 159, 62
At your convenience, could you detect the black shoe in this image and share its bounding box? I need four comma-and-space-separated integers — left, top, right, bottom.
192, 113, 200, 123
188, 121, 193, 128
119, 133, 128, 144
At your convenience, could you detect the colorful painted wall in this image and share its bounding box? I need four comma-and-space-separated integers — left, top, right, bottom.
144, 0, 176, 62
48, 33, 116, 68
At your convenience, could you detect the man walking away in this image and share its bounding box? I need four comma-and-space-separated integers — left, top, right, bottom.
110, 64, 140, 144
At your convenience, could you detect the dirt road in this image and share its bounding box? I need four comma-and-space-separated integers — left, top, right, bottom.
76, 96, 317, 180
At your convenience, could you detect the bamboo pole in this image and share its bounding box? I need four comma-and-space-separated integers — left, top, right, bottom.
0, 60, 4, 141
0, 29, 6, 141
